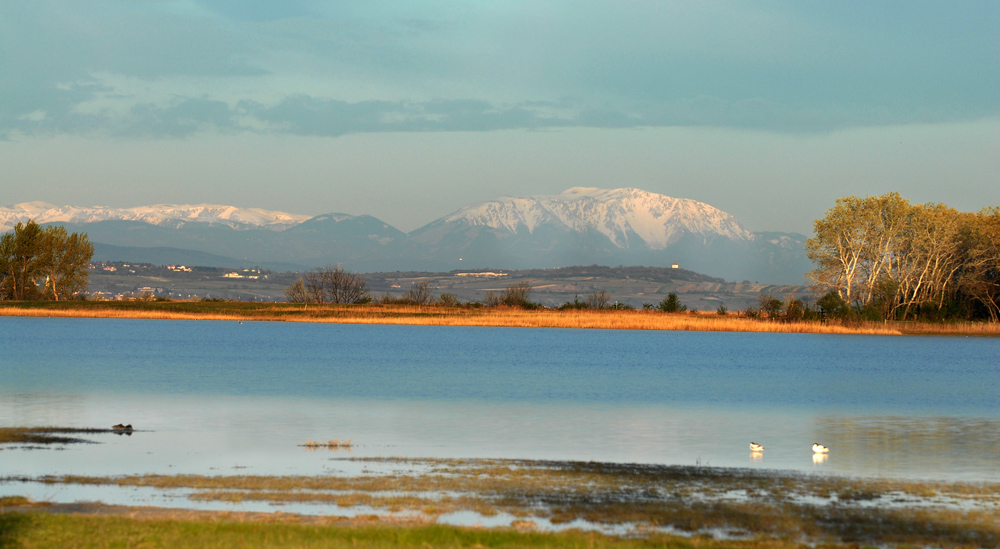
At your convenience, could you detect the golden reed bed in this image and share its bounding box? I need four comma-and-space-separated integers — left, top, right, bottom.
0, 302, 925, 335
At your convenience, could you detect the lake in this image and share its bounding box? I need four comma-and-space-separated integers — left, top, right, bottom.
2, 316, 999, 496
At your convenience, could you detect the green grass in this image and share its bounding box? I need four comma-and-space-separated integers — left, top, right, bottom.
0, 513, 802, 549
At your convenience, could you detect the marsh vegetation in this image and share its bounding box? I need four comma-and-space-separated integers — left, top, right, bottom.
5, 298, 1000, 335
8, 457, 1000, 547
0, 427, 108, 446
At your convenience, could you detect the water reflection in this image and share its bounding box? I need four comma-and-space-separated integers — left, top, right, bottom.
2, 318, 1000, 484
812, 416, 1000, 479
2, 393, 998, 482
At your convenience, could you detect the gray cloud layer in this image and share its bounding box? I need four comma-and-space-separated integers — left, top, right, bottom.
3, 1, 998, 139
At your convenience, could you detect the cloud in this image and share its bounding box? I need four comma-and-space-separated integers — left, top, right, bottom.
1, 1, 997, 139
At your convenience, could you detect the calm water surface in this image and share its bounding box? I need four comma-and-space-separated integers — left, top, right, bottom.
2, 317, 999, 492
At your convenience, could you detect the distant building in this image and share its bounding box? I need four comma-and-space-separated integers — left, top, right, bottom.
455, 272, 508, 278
671, 263, 679, 269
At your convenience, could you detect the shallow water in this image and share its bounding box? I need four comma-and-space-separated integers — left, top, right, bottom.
2, 317, 999, 490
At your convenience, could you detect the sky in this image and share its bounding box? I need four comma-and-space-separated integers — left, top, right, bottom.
1, 1, 998, 234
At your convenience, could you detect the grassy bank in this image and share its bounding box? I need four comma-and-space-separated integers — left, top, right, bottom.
0, 511, 822, 549
6, 299, 991, 335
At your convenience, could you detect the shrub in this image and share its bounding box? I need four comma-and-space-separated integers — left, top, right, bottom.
758, 293, 784, 320
658, 293, 686, 313
587, 289, 611, 309
404, 281, 434, 305
785, 299, 804, 322
816, 290, 850, 319
485, 281, 537, 308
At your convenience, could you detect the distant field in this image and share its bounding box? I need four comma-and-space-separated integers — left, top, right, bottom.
3, 300, 998, 336
85, 263, 801, 310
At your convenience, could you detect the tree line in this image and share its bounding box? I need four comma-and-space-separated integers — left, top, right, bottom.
1, 220, 95, 301
806, 193, 1000, 321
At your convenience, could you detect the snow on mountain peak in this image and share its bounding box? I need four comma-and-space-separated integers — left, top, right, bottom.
443, 187, 753, 249
0, 202, 312, 232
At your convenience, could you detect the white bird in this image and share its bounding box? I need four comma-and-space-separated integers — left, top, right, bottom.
812, 443, 829, 453
749, 442, 764, 452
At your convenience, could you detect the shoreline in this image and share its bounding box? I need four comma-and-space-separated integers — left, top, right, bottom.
4, 455, 999, 547
2, 301, 999, 336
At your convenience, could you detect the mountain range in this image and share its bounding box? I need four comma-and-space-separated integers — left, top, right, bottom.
1, 188, 812, 283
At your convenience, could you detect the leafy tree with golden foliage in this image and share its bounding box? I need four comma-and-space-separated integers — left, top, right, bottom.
807, 194, 1000, 321
958, 207, 1000, 321
1, 220, 94, 301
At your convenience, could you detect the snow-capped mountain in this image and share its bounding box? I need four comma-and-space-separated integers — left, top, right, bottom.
0, 202, 310, 232
1, 188, 812, 283
410, 187, 809, 282
429, 187, 753, 249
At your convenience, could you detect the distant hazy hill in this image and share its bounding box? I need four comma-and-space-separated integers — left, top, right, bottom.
4, 188, 812, 283
91, 243, 306, 272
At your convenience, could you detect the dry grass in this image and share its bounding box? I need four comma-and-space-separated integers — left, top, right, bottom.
302, 439, 353, 449
892, 320, 1000, 336
0, 301, 924, 335
0, 496, 36, 506
29, 457, 1000, 547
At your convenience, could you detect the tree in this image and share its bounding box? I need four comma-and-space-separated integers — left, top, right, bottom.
38, 226, 94, 300
806, 193, 911, 307
1, 221, 94, 301
323, 266, 370, 304
816, 290, 850, 319
404, 281, 434, 305
959, 208, 1000, 321
484, 281, 533, 308
1, 220, 45, 300
658, 293, 686, 313
285, 278, 308, 303
587, 289, 610, 309
302, 268, 327, 303
890, 204, 966, 319
758, 293, 784, 320
285, 266, 370, 304
805, 194, 1000, 321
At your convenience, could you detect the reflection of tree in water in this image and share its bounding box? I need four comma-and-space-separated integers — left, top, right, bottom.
813, 416, 1000, 477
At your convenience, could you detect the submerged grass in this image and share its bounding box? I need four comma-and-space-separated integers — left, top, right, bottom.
22, 457, 1000, 547
302, 439, 353, 449
0, 426, 106, 446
